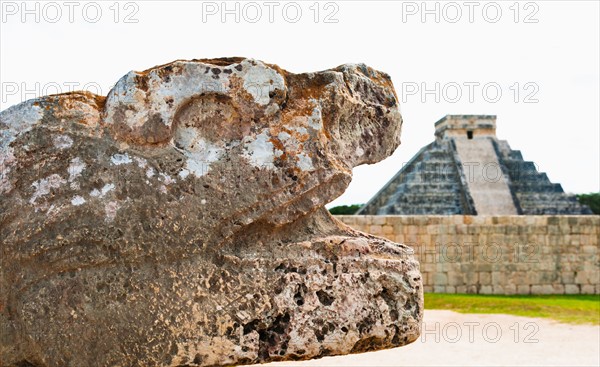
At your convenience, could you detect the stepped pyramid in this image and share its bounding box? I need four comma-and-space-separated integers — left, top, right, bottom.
358, 115, 592, 215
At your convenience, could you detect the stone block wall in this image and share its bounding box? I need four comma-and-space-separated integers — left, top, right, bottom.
336, 215, 600, 294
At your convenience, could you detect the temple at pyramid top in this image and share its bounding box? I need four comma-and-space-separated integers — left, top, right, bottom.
434, 114, 497, 139
358, 115, 592, 215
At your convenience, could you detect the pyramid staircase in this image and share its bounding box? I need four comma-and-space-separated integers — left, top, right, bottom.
357, 116, 592, 215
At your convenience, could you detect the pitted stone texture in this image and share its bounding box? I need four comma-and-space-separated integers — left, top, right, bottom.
0, 58, 420, 367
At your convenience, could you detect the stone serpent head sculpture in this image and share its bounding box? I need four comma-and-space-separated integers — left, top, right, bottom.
0, 58, 422, 367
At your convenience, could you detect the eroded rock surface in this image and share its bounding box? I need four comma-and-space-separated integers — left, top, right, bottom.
0, 57, 422, 367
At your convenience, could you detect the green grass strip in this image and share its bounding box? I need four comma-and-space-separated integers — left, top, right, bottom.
425, 293, 600, 325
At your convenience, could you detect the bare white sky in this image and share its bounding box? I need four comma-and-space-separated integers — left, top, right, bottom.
1, 0, 598, 207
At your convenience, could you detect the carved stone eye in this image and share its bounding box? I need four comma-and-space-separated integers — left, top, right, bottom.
173, 93, 246, 147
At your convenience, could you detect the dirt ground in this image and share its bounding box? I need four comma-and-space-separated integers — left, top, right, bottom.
252, 310, 600, 367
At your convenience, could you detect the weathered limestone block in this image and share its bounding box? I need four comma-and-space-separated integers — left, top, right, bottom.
0, 58, 422, 367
